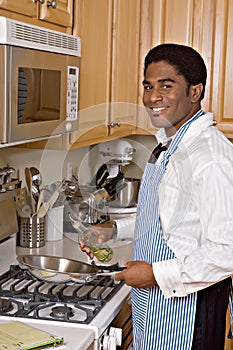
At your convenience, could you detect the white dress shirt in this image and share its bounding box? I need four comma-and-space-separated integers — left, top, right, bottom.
153, 112, 233, 298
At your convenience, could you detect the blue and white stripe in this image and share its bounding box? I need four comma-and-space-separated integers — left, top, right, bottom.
132, 110, 204, 349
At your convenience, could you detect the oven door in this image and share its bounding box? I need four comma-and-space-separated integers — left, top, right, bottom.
5, 46, 80, 143
98, 295, 133, 350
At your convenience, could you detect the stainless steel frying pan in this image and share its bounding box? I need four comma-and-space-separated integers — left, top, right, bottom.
17, 255, 125, 283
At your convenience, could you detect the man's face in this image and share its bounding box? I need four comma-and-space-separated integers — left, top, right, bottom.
142, 61, 202, 136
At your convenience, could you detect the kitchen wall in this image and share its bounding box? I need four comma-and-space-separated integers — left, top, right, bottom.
0, 145, 89, 186
0, 135, 156, 188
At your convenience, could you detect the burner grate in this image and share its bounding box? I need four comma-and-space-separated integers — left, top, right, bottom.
0, 265, 124, 324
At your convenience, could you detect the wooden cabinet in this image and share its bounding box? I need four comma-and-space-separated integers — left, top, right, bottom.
137, 0, 211, 132
3, 0, 233, 150
39, 0, 73, 29
0, 0, 73, 32
0, 0, 37, 18
137, 0, 233, 138
70, 0, 141, 148
210, 0, 233, 138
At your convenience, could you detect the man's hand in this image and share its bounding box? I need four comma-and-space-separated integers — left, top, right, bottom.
115, 260, 157, 288
78, 222, 115, 259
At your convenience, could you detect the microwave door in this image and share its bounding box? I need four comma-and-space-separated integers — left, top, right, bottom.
17, 68, 61, 124
9, 47, 68, 143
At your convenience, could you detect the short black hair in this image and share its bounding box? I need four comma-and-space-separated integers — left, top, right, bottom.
144, 43, 207, 100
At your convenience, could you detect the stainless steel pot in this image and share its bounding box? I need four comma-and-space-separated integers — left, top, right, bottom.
17, 255, 125, 283
115, 177, 140, 207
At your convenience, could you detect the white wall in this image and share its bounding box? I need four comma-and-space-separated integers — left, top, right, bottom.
0, 145, 89, 187
0, 135, 156, 188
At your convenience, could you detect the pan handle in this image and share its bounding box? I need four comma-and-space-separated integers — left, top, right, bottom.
92, 262, 126, 272
85, 270, 124, 283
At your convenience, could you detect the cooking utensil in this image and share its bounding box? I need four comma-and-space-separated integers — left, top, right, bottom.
37, 190, 59, 218
14, 188, 27, 208
14, 188, 32, 217
37, 179, 65, 218
36, 188, 44, 213
90, 163, 109, 189
21, 204, 32, 218
17, 255, 125, 283
31, 183, 40, 203
30, 167, 42, 188
25, 167, 36, 214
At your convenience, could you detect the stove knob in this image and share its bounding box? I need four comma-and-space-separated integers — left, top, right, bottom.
102, 335, 116, 350
108, 336, 117, 350
103, 335, 109, 350
109, 327, 122, 346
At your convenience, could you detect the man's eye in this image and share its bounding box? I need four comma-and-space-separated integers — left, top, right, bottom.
143, 85, 152, 91
162, 84, 171, 89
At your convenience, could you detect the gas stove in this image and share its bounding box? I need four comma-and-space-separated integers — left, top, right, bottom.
0, 235, 132, 350
0, 264, 124, 324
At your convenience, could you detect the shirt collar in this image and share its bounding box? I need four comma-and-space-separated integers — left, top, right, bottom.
155, 111, 214, 146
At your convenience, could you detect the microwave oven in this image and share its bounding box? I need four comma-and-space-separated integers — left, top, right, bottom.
0, 16, 81, 145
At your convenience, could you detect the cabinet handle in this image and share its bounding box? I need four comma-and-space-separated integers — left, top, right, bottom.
34, 0, 45, 4
47, 0, 57, 9
108, 121, 121, 128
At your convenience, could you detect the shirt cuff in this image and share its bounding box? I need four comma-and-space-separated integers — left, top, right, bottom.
152, 259, 187, 298
113, 215, 135, 240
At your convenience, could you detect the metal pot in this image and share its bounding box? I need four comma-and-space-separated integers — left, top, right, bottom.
17, 255, 125, 283
115, 177, 140, 207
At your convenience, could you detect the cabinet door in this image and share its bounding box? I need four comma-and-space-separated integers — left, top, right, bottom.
72, 0, 140, 147
109, 0, 140, 137
72, 0, 112, 145
211, 0, 233, 137
138, 0, 194, 132
39, 0, 73, 28
137, 0, 216, 134
0, 0, 37, 17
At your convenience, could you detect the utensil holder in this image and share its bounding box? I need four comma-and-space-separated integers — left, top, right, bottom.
45, 205, 64, 241
19, 216, 45, 248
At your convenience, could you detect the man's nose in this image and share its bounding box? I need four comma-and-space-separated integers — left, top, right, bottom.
149, 88, 163, 102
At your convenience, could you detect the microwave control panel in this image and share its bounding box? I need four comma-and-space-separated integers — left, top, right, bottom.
66, 66, 79, 121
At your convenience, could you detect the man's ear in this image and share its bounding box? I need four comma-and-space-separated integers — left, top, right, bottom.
190, 83, 203, 103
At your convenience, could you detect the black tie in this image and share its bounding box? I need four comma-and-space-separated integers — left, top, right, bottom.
148, 141, 171, 164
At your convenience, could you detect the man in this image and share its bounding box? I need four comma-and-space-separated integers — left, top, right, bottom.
81, 44, 233, 350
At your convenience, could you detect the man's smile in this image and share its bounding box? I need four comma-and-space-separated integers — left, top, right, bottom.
151, 107, 167, 113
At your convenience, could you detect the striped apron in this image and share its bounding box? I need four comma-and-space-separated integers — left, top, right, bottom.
132, 110, 204, 350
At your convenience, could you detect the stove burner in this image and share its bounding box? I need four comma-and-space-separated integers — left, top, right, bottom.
0, 298, 13, 312
50, 305, 74, 320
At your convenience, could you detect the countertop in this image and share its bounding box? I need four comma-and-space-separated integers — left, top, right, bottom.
16, 232, 133, 266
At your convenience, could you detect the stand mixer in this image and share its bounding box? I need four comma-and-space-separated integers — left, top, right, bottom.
92, 139, 136, 186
